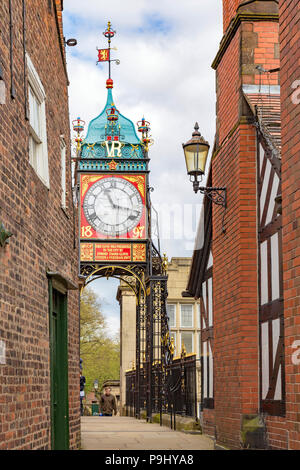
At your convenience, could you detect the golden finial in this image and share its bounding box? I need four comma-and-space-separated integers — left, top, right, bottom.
72, 117, 85, 157
170, 336, 175, 355
181, 342, 187, 358
162, 252, 168, 275
137, 117, 154, 152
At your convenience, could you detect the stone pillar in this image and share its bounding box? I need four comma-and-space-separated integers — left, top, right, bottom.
117, 284, 137, 415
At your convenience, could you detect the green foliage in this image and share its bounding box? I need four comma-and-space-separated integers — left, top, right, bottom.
80, 287, 120, 393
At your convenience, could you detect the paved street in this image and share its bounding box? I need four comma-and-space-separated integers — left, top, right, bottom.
81, 417, 214, 450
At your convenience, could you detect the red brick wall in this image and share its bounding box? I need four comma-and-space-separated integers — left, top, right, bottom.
216, 18, 279, 144
202, 408, 216, 440
239, 20, 280, 86
265, 416, 288, 449
0, 0, 80, 449
54, 0, 66, 56
280, 0, 300, 450
212, 124, 259, 449
253, 21, 280, 85
223, 0, 241, 32
216, 30, 240, 145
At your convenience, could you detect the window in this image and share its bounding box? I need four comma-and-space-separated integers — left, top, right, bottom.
181, 331, 193, 354
167, 304, 176, 328
61, 138, 67, 208
180, 304, 193, 328
27, 53, 49, 187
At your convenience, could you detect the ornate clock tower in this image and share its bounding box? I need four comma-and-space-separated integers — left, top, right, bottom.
78, 81, 149, 266
75, 23, 172, 420
78, 22, 150, 266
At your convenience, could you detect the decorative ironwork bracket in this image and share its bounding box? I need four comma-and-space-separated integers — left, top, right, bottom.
194, 185, 227, 233
195, 186, 227, 208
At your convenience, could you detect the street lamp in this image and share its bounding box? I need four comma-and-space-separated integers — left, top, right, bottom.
94, 379, 99, 394
182, 123, 227, 209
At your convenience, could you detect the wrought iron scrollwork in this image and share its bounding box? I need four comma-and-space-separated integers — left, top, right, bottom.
198, 186, 226, 207
80, 263, 147, 298
197, 186, 227, 233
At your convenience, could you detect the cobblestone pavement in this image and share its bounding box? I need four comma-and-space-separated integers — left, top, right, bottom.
81, 416, 214, 450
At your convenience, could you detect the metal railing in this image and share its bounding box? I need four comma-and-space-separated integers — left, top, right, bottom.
126, 354, 197, 425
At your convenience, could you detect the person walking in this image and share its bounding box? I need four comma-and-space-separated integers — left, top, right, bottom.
80, 371, 86, 416
100, 386, 117, 416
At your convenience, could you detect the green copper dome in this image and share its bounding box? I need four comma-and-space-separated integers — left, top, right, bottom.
84, 88, 140, 145
79, 80, 146, 167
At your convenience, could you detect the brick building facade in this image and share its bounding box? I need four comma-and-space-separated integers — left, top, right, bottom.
186, 0, 300, 449
279, 0, 300, 450
0, 1, 80, 449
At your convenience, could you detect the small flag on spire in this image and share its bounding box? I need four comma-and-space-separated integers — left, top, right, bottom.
98, 48, 110, 62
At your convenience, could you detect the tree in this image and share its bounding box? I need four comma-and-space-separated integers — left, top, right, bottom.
80, 287, 120, 394
80, 287, 106, 346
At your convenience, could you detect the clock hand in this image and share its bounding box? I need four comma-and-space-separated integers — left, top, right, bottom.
114, 204, 140, 217
114, 204, 131, 211
103, 189, 118, 208
103, 189, 139, 217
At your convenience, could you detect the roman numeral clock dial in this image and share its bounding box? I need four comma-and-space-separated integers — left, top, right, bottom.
83, 177, 143, 237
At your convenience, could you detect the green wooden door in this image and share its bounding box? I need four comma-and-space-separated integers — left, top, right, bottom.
49, 282, 70, 450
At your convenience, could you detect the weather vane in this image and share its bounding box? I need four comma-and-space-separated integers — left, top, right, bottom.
97, 21, 120, 81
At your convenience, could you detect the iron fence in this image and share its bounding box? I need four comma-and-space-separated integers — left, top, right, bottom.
125, 370, 135, 410
125, 367, 148, 412
126, 354, 197, 419
167, 354, 197, 418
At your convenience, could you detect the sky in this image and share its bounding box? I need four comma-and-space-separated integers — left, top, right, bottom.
63, 0, 223, 337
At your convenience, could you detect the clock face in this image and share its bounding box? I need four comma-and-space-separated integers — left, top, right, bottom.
83, 177, 144, 237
